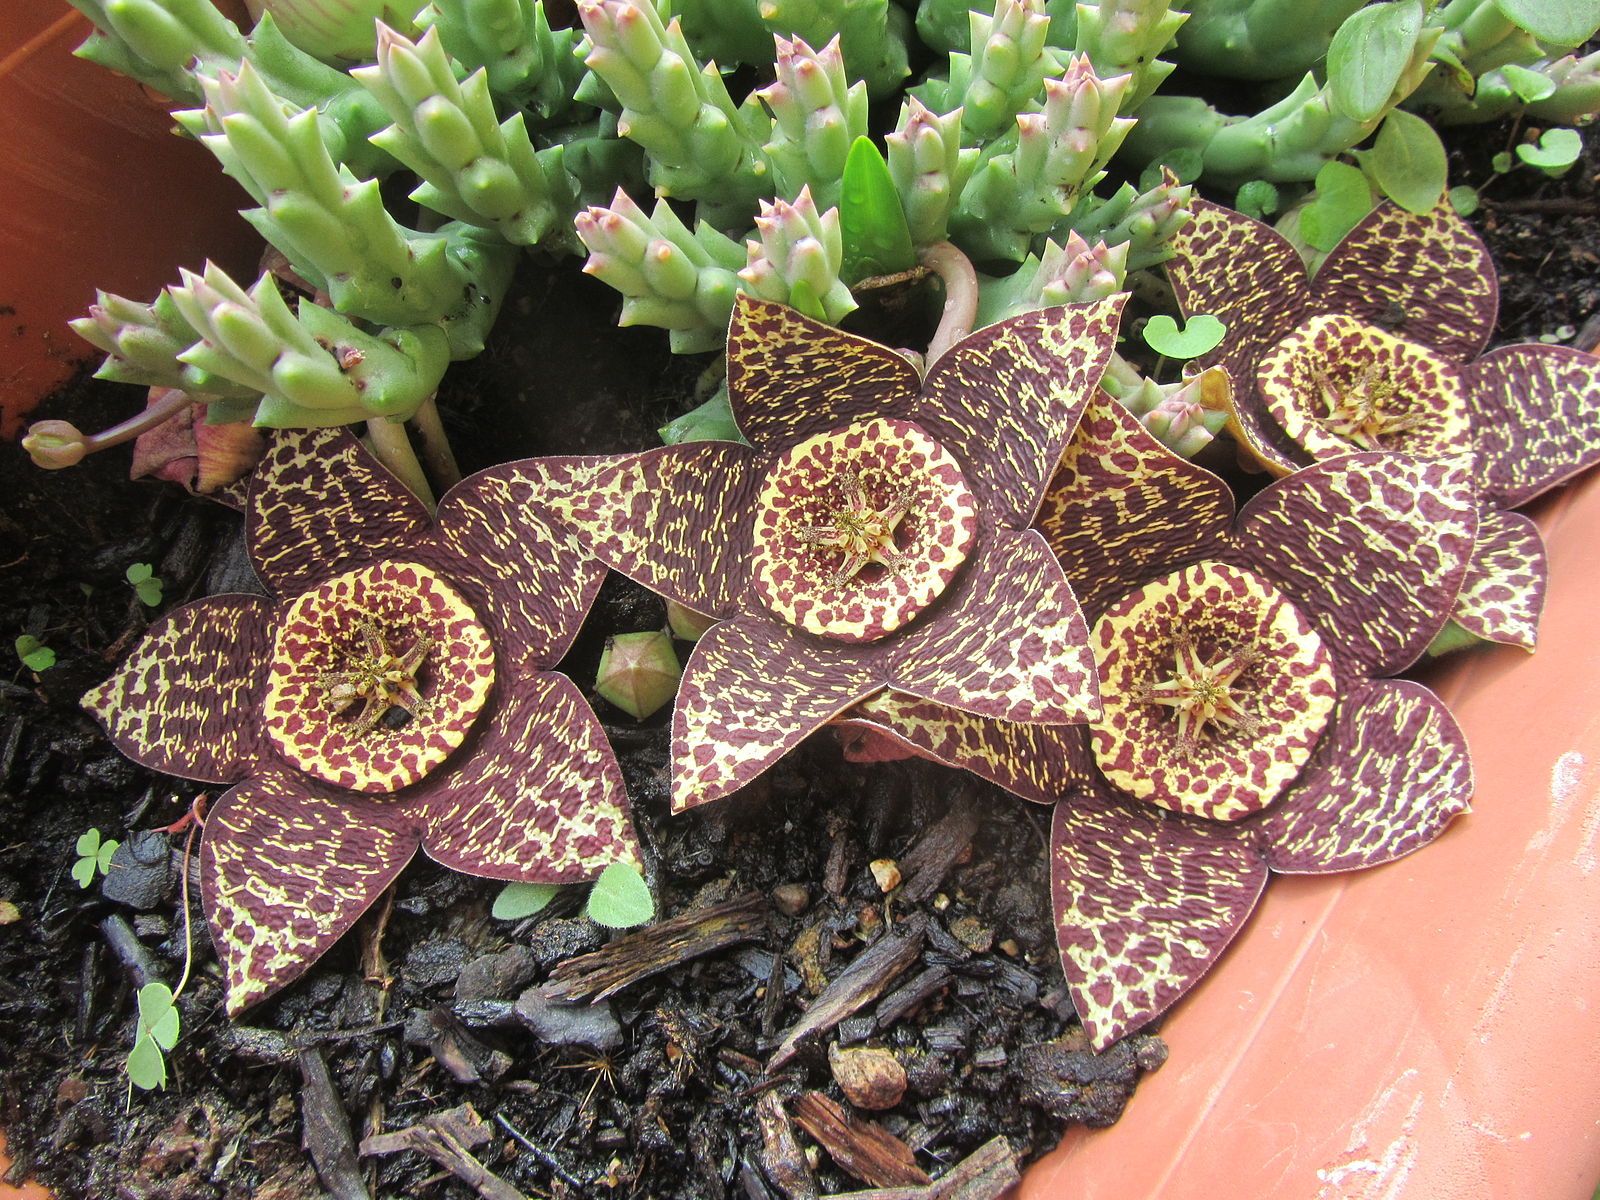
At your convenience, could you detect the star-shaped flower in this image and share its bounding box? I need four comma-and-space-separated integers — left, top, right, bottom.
85, 429, 642, 1013
1168, 200, 1600, 651
553, 293, 1125, 811
1034, 392, 1479, 1047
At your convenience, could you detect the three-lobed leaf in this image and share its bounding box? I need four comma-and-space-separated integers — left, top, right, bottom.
127, 982, 180, 1091
72, 828, 119, 889
126, 563, 164, 607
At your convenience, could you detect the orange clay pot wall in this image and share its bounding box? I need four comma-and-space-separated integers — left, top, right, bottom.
5, 8, 1600, 1200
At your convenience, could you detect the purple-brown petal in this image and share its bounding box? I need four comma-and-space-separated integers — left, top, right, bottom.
888, 529, 1100, 724
1229, 452, 1478, 680
1051, 777, 1268, 1050
1258, 679, 1473, 873
83, 594, 275, 784
1036, 389, 1234, 621
1452, 507, 1546, 650
726, 294, 923, 451
418, 672, 643, 879
419, 459, 611, 673
248, 428, 432, 594
1466, 343, 1600, 508
550, 442, 765, 619
911, 298, 1125, 528
837, 690, 1092, 804
200, 770, 421, 1014
1166, 201, 1310, 391
672, 614, 882, 812
1313, 201, 1498, 363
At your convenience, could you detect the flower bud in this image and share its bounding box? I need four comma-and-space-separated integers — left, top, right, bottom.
595, 631, 682, 720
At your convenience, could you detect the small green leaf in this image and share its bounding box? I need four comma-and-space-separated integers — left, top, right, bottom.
14, 635, 55, 672
97, 839, 120, 873
839, 136, 916, 284
127, 1035, 167, 1091
76, 828, 103, 858
659, 386, 745, 446
1500, 64, 1558, 103
135, 579, 165, 607
491, 881, 562, 920
1234, 180, 1280, 221
1491, 151, 1514, 174
585, 863, 655, 929
1142, 314, 1227, 360
1517, 128, 1582, 175
1491, 0, 1600, 47
1328, 0, 1426, 123
1139, 149, 1203, 191
137, 982, 176, 1038
1366, 109, 1448, 214
70, 857, 96, 889
1300, 161, 1374, 252
125, 563, 153, 585
1448, 185, 1480, 217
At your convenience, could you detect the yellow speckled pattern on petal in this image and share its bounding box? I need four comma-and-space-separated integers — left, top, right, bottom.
1257, 314, 1472, 462
750, 418, 978, 642
1091, 562, 1338, 821
264, 562, 494, 794
1451, 507, 1546, 651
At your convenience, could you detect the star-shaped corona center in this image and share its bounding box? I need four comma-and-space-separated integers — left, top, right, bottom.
750, 418, 979, 643
1137, 633, 1262, 748
263, 561, 496, 794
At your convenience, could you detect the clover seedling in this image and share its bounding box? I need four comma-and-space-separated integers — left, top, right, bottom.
1517, 129, 1582, 176
491, 881, 562, 920
125, 563, 164, 607
1300, 161, 1374, 252
585, 863, 655, 928
1142, 314, 1227, 360
15, 635, 55, 673
127, 982, 180, 1091
72, 828, 119, 889
1235, 181, 1280, 221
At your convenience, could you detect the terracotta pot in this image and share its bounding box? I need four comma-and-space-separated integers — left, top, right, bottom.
7, 11, 1600, 1200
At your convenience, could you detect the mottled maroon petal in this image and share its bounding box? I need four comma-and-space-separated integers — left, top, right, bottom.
201, 771, 421, 1014
1258, 680, 1473, 873
1051, 777, 1268, 1050
82, 595, 275, 784
672, 614, 882, 812
1467, 343, 1600, 508
889, 529, 1100, 724
911, 299, 1125, 528
1229, 452, 1477, 679
248, 429, 432, 594
725, 294, 923, 451
836, 690, 1092, 805
550, 442, 764, 619
418, 459, 610, 673
418, 672, 642, 880
1036, 390, 1234, 621
1313, 202, 1498, 363
1453, 507, 1546, 651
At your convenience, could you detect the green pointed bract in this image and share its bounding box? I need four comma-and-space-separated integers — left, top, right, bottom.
556, 292, 1120, 811
88, 429, 638, 1013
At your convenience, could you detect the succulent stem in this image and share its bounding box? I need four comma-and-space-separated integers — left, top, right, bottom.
364, 416, 436, 510
920, 241, 979, 366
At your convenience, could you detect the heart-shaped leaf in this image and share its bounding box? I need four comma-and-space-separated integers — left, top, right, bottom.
1234, 180, 1280, 221
14, 635, 55, 672
1517, 128, 1582, 174
1142, 314, 1227, 359
585, 862, 655, 928
1300, 161, 1374, 252
491, 881, 562, 920
127, 1035, 167, 1091
137, 982, 180, 1051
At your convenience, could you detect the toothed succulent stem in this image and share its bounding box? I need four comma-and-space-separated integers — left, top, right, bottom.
575, 0, 770, 214
758, 35, 870, 211
753, 0, 912, 96
1057, 169, 1193, 271
355, 25, 579, 247
416, 0, 587, 113
575, 189, 746, 353
1101, 355, 1230, 457
70, 289, 259, 400
975, 232, 1128, 328
914, 0, 1055, 145
23, 388, 199, 470
166, 263, 452, 428
1071, 0, 1186, 110
68, 0, 245, 102
953, 57, 1135, 263
409, 396, 463, 491
885, 99, 978, 246
738, 188, 857, 326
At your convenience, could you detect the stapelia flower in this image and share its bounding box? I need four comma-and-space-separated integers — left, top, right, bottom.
1033, 392, 1479, 1047
553, 292, 1125, 811
84, 429, 642, 1013
1167, 200, 1600, 651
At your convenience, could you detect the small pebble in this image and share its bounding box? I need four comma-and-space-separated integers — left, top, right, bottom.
869, 859, 902, 892
829, 1043, 908, 1110
772, 883, 810, 916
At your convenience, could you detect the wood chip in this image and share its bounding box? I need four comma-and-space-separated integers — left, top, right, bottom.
770, 915, 928, 1069
545, 892, 767, 1002
360, 1104, 526, 1200
791, 1092, 929, 1189
755, 1091, 819, 1200
895, 791, 979, 905
817, 1136, 1019, 1199
298, 1047, 371, 1200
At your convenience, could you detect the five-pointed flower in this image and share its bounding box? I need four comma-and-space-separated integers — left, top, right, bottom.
552, 292, 1124, 811
1168, 200, 1600, 652
85, 429, 642, 1013
1032, 391, 1479, 1047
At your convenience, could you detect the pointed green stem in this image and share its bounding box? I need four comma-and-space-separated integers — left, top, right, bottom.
364, 416, 437, 510
920, 241, 979, 367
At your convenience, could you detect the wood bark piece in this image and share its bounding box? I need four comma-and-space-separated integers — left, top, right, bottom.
895, 790, 979, 904
771, 915, 929, 1069
872, 965, 953, 1030
297, 1047, 371, 1200
792, 1092, 930, 1189
360, 1104, 526, 1200
817, 1136, 1019, 1199
755, 1091, 819, 1200
545, 892, 767, 1002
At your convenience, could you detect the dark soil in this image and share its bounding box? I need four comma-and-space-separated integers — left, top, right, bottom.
3, 122, 1597, 1200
